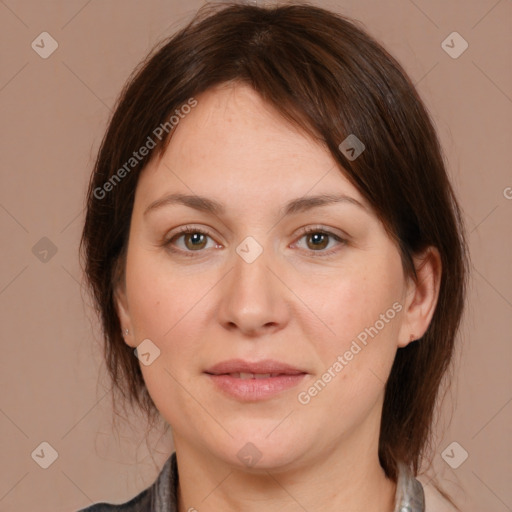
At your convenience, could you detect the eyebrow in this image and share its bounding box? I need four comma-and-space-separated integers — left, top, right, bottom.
143, 192, 368, 218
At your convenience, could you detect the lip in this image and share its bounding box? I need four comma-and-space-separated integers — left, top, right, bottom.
204, 359, 308, 401
205, 358, 306, 375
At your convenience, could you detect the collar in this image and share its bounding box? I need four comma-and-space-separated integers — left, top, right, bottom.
394, 461, 426, 512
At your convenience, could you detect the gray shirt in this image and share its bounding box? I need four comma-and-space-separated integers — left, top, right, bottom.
78, 452, 425, 512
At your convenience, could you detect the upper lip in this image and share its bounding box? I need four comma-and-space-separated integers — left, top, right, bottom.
205, 359, 307, 375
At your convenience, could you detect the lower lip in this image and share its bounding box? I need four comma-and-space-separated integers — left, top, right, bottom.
206, 373, 307, 401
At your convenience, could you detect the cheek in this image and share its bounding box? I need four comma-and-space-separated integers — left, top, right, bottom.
125, 244, 200, 340
124, 244, 220, 386
299, 247, 404, 356
293, 247, 404, 411
123, 249, 209, 424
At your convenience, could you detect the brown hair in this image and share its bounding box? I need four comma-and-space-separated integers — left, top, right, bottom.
80, 0, 468, 500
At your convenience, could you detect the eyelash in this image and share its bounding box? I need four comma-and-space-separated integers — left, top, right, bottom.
163, 225, 347, 258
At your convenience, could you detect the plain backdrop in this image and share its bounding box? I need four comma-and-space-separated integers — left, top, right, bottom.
0, 0, 511, 511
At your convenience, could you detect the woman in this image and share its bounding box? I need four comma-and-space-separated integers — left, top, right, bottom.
79, 3, 468, 511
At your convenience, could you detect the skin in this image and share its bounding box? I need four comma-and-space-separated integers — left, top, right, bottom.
116, 82, 441, 512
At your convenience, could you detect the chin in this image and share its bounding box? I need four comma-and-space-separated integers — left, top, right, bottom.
213, 429, 311, 472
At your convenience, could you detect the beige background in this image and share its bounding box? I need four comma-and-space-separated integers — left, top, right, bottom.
0, 0, 511, 510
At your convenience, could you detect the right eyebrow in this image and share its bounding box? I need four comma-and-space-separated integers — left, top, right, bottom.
144, 193, 225, 217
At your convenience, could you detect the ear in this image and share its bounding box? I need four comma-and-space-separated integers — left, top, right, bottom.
114, 282, 137, 348
397, 246, 442, 348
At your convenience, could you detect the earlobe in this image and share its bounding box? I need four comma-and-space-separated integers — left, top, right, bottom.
114, 286, 136, 347
398, 246, 442, 348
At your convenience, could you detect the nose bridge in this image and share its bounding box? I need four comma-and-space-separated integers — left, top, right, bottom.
233, 237, 272, 294
231, 237, 275, 307
217, 235, 288, 334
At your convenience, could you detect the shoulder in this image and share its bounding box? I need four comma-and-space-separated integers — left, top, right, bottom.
76, 487, 151, 512
75, 453, 177, 512
418, 477, 459, 512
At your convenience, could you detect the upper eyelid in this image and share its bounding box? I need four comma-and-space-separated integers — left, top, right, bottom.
167, 224, 345, 240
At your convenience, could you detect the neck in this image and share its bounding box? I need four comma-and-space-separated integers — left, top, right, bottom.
173, 412, 397, 512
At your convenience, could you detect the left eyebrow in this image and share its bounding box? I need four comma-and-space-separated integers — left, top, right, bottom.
143, 192, 368, 218
279, 193, 368, 216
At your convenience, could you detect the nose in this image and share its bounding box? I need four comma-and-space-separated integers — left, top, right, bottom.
217, 242, 290, 337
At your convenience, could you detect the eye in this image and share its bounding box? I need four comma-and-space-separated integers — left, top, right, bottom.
292, 226, 347, 256
162, 225, 347, 258
163, 225, 220, 256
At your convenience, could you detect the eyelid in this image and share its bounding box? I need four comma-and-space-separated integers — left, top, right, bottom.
163, 224, 220, 257
291, 225, 348, 257
294, 224, 349, 241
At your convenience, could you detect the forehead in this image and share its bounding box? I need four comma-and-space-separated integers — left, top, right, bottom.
135, 83, 367, 212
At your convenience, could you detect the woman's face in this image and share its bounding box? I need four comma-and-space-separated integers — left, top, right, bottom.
116, 83, 420, 470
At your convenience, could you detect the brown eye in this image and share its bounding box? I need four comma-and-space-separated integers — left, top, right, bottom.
293, 227, 347, 257
183, 232, 208, 250
164, 226, 218, 256
305, 232, 330, 251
